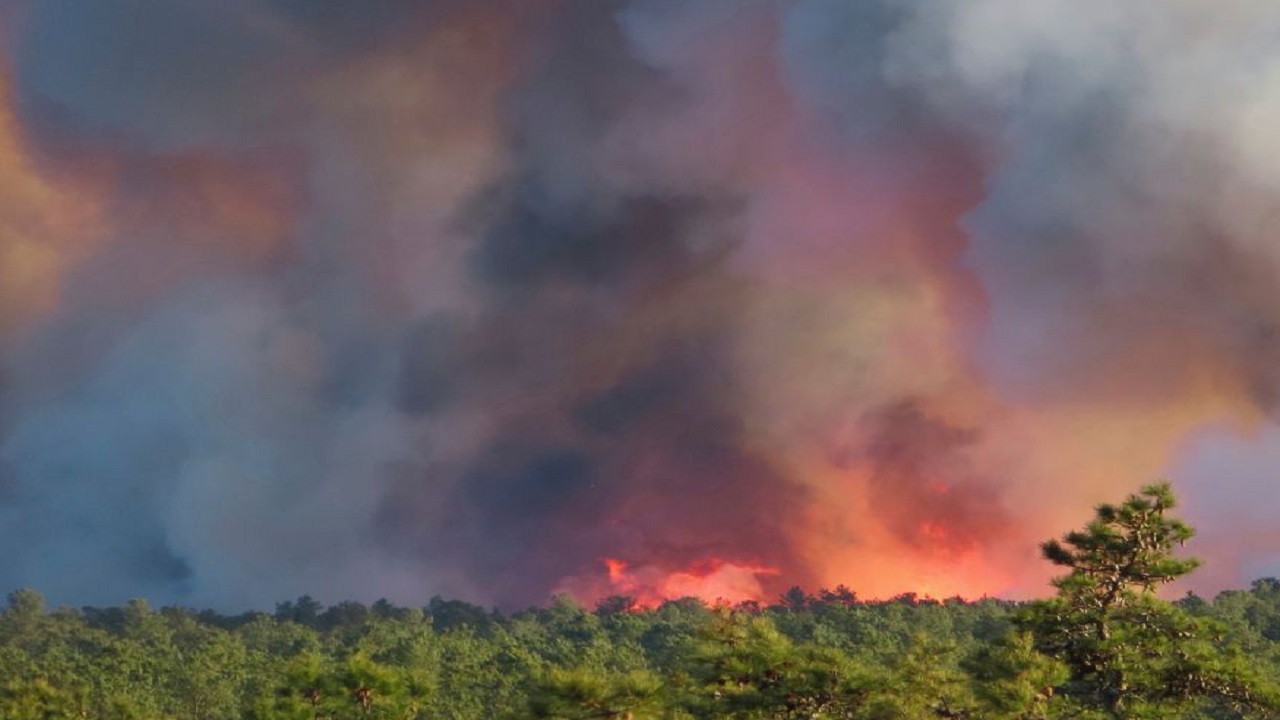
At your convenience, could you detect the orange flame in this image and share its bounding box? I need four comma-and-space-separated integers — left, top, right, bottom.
566, 557, 781, 609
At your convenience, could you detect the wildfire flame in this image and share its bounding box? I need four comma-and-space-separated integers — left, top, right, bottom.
562, 558, 781, 609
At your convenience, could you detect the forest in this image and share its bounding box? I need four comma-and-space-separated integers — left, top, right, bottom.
4, 484, 1280, 720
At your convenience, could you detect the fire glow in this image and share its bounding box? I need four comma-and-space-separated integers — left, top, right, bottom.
563, 558, 781, 609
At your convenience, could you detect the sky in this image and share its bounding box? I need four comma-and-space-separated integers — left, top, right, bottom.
2, 0, 1280, 611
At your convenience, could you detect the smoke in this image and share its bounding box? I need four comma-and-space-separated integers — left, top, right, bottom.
1, 0, 1279, 609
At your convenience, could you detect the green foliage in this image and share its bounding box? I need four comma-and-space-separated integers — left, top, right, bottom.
6, 482, 1280, 719
678, 608, 872, 718
963, 631, 1066, 719
529, 667, 665, 719
1019, 482, 1280, 718
1040, 483, 1199, 604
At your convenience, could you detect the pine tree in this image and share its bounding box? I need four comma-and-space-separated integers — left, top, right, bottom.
1019, 482, 1280, 718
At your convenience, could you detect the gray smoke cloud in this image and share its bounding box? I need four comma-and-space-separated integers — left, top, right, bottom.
2, 0, 1280, 610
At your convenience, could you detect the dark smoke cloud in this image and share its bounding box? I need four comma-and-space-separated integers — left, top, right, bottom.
9, 0, 445, 149
4, 0, 1280, 609
859, 401, 1010, 555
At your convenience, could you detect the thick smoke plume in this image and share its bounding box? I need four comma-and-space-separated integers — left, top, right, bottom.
1, 0, 1278, 609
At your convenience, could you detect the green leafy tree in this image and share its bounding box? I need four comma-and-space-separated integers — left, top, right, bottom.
429, 625, 512, 718
962, 631, 1066, 720
1019, 482, 1280, 718
528, 667, 666, 720
168, 619, 248, 720
681, 608, 871, 719
0, 590, 49, 662
862, 634, 976, 720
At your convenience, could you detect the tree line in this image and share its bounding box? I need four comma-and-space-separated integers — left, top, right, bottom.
3, 483, 1280, 719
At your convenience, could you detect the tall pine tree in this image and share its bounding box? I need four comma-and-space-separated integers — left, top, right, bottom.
1019, 483, 1280, 718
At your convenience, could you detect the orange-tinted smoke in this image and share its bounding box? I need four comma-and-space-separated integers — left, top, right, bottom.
2, 0, 1275, 613
0, 63, 102, 335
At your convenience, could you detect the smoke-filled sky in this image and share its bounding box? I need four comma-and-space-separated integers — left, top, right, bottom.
1, 0, 1279, 611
